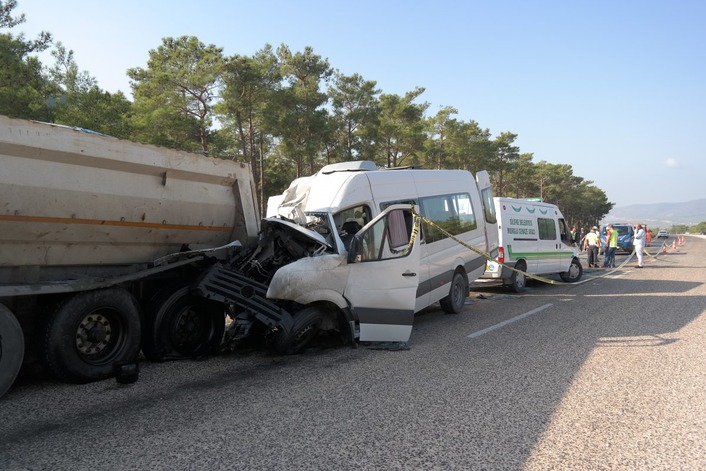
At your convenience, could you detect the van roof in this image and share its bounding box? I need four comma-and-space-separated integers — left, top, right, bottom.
319, 161, 378, 174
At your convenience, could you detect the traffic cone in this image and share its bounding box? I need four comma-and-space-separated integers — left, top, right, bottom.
661, 243, 667, 254
672, 240, 677, 251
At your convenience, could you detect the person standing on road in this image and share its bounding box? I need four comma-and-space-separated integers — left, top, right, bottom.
634, 224, 646, 268
603, 224, 618, 268
579, 227, 587, 251
583, 226, 601, 267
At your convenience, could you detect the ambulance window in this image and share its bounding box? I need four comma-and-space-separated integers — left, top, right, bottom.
537, 218, 557, 240
558, 219, 570, 241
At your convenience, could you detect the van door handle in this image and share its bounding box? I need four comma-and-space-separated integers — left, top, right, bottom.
402, 272, 417, 277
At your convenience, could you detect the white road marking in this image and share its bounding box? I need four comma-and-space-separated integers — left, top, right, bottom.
468, 303, 554, 339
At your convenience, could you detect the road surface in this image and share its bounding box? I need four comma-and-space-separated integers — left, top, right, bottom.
1, 236, 705, 470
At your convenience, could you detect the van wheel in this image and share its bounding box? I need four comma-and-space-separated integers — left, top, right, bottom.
0, 304, 24, 398
508, 261, 527, 293
40, 288, 142, 383
440, 270, 468, 314
560, 258, 583, 282
271, 307, 324, 355
143, 284, 225, 362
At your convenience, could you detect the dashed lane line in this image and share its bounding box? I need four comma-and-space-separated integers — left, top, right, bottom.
468, 303, 554, 339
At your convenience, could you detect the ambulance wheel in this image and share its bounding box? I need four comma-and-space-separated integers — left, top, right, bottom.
0, 304, 24, 398
40, 288, 142, 383
560, 258, 583, 282
440, 270, 468, 314
508, 261, 527, 293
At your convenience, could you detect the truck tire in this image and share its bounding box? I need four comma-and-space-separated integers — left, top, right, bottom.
271, 306, 324, 355
440, 270, 468, 314
0, 304, 24, 398
560, 258, 583, 282
143, 284, 225, 362
40, 288, 141, 384
507, 261, 527, 293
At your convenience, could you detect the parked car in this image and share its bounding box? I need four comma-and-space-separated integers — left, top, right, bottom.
657, 230, 669, 238
600, 224, 635, 253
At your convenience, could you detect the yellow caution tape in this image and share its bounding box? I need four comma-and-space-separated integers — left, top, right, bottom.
410, 207, 653, 286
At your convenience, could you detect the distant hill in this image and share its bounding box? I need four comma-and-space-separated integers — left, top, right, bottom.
601, 199, 706, 228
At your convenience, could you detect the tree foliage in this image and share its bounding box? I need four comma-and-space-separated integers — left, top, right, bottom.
128, 35, 224, 152
0, 0, 54, 120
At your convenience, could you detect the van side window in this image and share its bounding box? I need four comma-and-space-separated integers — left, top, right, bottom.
537, 217, 557, 240
420, 193, 477, 243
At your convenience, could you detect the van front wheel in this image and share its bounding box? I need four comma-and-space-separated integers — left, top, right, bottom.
440, 271, 468, 314
271, 307, 324, 355
560, 258, 583, 282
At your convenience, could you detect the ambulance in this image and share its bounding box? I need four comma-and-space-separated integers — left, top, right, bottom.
481, 197, 582, 292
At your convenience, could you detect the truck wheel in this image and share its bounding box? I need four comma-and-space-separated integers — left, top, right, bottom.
440, 270, 468, 314
507, 261, 527, 293
271, 307, 324, 355
0, 304, 24, 398
560, 258, 583, 282
143, 284, 225, 362
40, 288, 141, 383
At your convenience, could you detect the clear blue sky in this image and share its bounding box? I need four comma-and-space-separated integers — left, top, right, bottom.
14, 0, 706, 206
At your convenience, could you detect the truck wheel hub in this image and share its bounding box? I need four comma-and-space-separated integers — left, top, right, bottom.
76, 314, 112, 355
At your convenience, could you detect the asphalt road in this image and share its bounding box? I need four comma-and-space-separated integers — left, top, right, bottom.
1, 236, 705, 470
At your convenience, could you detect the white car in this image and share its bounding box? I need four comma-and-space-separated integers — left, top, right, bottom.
657, 230, 669, 238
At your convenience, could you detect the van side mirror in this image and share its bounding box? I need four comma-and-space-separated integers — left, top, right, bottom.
347, 236, 361, 263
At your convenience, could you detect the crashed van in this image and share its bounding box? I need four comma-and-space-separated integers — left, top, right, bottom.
208, 161, 498, 351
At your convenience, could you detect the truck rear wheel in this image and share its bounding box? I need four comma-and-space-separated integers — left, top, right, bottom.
440, 270, 468, 314
0, 304, 24, 398
143, 284, 225, 362
40, 288, 141, 383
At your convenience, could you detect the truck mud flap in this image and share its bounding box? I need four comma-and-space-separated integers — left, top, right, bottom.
194, 264, 293, 331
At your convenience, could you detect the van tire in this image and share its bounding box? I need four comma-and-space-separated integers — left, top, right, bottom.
440, 271, 468, 314
507, 261, 527, 293
40, 288, 142, 383
271, 307, 324, 355
0, 304, 24, 398
560, 258, 583, 282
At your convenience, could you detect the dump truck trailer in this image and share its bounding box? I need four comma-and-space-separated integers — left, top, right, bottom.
0, 115, 260, 397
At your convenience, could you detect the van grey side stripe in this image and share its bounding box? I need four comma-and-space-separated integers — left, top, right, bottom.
355, 308, 414, 326
416, 257, 486, 298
